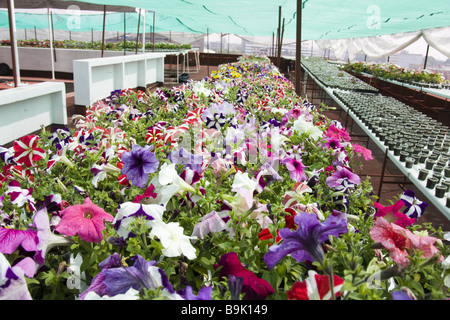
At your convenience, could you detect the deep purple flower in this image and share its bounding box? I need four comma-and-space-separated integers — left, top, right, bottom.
264, 211, 348, 269
400, 190, 428, 219
168, 147, 203, 173
80, 254, 175, 299
326, 166, 360, 191
121, 144, 159, 188
177, 286, 212, 300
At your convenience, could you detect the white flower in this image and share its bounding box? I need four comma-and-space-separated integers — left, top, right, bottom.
150, 163, 196, 206
232, 171, 258, 193
83, 288, 140, 300
293, 116, 323, 141
191, 211, 228, 241
113, 202, 165, 239
149, 220, 197, 260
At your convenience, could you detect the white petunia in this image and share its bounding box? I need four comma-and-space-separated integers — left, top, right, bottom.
149, 220, 197, 260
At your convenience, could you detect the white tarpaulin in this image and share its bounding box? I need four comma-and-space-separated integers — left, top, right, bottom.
315, 27, 450, 61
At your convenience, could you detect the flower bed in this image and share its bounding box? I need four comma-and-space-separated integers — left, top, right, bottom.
0, 55, 449, 300
0, 39, 191, 52
342, 61, 445, 88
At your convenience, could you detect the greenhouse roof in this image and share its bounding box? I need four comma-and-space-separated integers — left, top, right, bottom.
1, 0, 450, 40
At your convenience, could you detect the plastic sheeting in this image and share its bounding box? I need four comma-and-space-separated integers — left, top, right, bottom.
315, 27, 450, 60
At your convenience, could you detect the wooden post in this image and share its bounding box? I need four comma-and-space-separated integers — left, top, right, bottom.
101, 5, 106, 57
295, 0, 302, 95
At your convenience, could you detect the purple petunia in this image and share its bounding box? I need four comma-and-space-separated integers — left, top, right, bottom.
326, 166, 360, 191
400, 190, 428, 219
79, 254, 177, 300
264, 211, 348, 270
168, 147, 203, 173
121, 144, 159, 188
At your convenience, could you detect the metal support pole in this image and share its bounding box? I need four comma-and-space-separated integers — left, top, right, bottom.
377, 148, 389, 200
295, 0, 302, 95
101, 5, 106, 57
123, 12, 126, 55
152, 11, 155, 52
47, 5, 55, 79
423, 44, 430, 69
7, 0, 20, 86
136, 9, 141, 54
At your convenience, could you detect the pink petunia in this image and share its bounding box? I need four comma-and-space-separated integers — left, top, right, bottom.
283, 156, 307, 182
13, 135, 46, 168
326, 123, 351, 142
369, 217, 442, 266
374, 200, 415, 227
352, 143, 374, 161
55, 198, 114, 243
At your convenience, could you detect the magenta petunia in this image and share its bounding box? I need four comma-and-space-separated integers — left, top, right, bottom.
55, 198, 114, 243
283, 156, 307, 182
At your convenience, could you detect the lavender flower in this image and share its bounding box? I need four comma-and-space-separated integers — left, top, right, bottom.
326, 166, 360, 192
168, 147, 203, 173
121, 144, 159, 188
264, 211, 348, 269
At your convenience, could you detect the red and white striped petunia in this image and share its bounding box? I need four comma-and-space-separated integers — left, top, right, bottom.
287, 270, 344, 300
13, 135, 46, 168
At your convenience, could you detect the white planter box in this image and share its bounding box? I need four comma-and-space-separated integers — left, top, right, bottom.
0, 81, 67, 145
73, 52, 166, 106
0, 46, 142, 74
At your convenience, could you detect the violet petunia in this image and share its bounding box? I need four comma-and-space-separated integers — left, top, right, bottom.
168, 147, 203, 173
326, 165, 360, 191
400, 190, 428, 220
79, 254, 178, 300
264, 211, 348, 270
121, 144, 159, 188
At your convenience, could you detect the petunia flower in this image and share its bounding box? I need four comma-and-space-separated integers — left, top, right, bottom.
113, 202, 165, 239
374, 200, 415, 227
292, 116, 323, 141
168, 147, 203, 173
79, 254, 180, 300
191, 211, 228, 241
326, 165, 360, 191
55, 198, 114, 243
121, 144, 159, 188
5, 180, 36, 211
282, 156, 307, 182
264, 211, 348, 270
13, 135, 46, 167
177, 286, 212, 300
326, 123, 351, 142
216, 252, 274, 300
287, 270, 344, 300
0, 253, 32, 300
369, 217, 442, 266
149, 220, 197, 260
400, 190, 428, 220
352, 143, 373, 161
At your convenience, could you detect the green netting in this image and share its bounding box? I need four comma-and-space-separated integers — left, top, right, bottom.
61, 0, 450, 40
2, 0, 450, 40
0, 10, 197, 34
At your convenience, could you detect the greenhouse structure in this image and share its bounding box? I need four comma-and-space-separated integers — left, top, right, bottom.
0, 0, 450, 305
